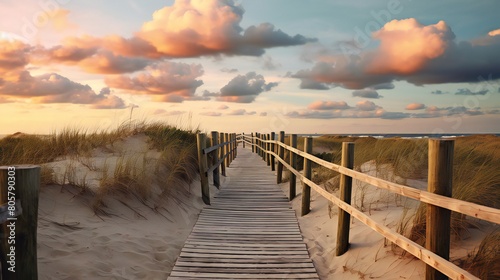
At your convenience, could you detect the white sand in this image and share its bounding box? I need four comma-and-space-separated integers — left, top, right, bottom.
37, 134, 217, 279
280, 161, 492, 280
36, 138, 490, 279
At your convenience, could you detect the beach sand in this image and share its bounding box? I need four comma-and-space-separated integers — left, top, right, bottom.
36, 134, 216, 279
35, 136, 494, 279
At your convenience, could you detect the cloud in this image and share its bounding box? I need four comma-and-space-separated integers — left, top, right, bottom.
372, 83, 395, 90
297, 78, 330, 90
293, 18, 500, 90
489, 29, 500, 37
217, 104, 229, 110
308, 101, 349, 110
29, 0, 315, 75
136, 0, 315, 57
356, 100, 379, 111
369, 19, 454, 75
77, 50, 151, 74
200, 111, 222, 117
0, 72, 126, 109
380, 112, 411, 119
262, 55, 281, 70
260, 112, 267, 116
221, 68, 238, 73
352, 89, 382, 99
216, 72, 278, 103
35, 40, 152, 74
431, 90, 448, 95
286, 110, 343, 119
228, 109, 248, 115
454, 88, 488, 95
405, 103, 426, 110
0, 40, 31, 74
105, 61, 204, 102
153, 109, 185, 116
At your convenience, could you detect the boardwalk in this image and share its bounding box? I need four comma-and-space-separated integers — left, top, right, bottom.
169, 147, 319, 279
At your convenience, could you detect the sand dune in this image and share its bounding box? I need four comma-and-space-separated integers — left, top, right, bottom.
35, 135, 495, 279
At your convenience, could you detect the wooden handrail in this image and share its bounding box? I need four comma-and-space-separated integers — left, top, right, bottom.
250, 137, 500, 224
196, 132, 238, 205
267, 149, 479, 280
243, 132, 500, 280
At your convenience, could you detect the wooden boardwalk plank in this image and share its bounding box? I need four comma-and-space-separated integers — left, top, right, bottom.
169, 148, 319, 280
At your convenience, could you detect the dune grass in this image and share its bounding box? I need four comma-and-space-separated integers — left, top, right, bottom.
0, 120, 200, 216
458, 229, 500, 279
310, 134, 500, 278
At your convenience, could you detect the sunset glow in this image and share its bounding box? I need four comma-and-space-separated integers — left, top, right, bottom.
1, 0, 499, 134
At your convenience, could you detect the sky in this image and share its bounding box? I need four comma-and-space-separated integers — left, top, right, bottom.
0, 0, 499, 134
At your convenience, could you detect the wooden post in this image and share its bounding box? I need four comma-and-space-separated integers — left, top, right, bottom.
426, 139, 454, 280
235, 133, 238, 156
242, 132, 245, 148
270, 132, 276, 171
228, 133, 232, 163
262, 134, 266, 160
233, 133, 237, 159
277, 131, 285, 184
0, 165, 40, 280
251, 133, 255, 153
289, 134, 298, 200
230, 134, 234, 162
256, 133, 260, 156
224, 133, 230, 167
301, 137, 313, 216
211, 131, 220, 189
336, 142, 355, 256
219, 132, 226, 176
266, 134, 271, 166
196, 134, 210, 205
262, 134, 267, 161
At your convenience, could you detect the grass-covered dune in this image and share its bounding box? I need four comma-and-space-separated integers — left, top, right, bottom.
306, 134, 500, 279
0, 121, 200, 215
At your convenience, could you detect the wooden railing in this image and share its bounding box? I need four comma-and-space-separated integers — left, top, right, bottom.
196, 132, 238, 205
238, 132, 500, 280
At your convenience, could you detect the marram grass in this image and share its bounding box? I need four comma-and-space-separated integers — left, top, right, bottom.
0, 120, 200, 216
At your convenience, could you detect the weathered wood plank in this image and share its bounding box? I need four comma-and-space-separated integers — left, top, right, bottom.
169, 148, 318, 279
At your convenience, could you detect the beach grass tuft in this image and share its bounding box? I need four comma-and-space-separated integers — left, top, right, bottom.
0, 120, 200, 216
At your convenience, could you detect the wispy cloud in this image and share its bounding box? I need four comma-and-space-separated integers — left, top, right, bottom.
200, 111, 222, 117
454, 88, 488, 95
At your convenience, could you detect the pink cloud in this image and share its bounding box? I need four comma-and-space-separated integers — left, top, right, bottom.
105, 61, 204, 102
0, 71, 126, 109
368, 19, 453, 74
0, 40, 31, 74
136, 0, 314, 57
405, 103, 426, 110
356, 100, 379, 111
307, 101, 349, 110
293, 19, 500, 89
488, 28, 500, 37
